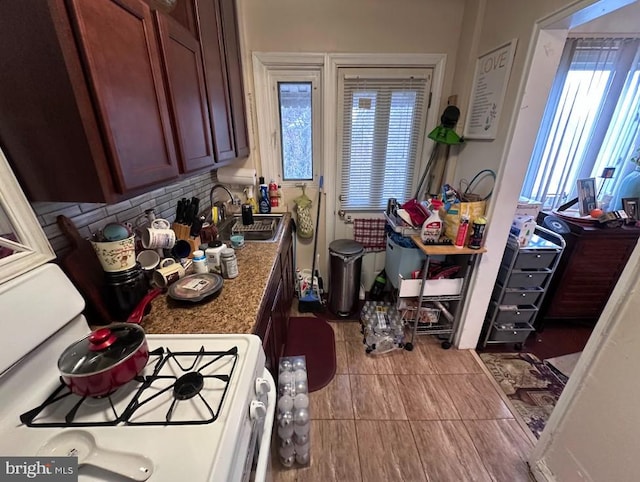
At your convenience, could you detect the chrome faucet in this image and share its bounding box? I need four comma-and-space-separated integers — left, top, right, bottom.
209, 184, 235, 222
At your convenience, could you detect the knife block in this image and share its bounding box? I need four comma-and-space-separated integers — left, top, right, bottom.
172, 222, 191, 241
186, 236, 202, 257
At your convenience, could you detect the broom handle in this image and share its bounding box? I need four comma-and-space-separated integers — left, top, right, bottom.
309, 176, 323, 293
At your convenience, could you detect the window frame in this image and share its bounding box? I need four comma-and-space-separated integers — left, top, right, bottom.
252, 54, 323, 187
521, 37, 640, 210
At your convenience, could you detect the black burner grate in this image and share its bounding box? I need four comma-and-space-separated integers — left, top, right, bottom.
20, 346, 238, 427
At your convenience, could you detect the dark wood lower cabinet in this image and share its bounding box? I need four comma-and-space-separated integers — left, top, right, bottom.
536, 215, 640, 327
255, 222, 294, 374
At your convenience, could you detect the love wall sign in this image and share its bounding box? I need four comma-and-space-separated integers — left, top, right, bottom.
464, 39, 518, 140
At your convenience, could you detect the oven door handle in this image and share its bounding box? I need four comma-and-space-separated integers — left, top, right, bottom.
253, 369, 276, 482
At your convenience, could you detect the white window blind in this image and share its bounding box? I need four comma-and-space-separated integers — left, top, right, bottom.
521, 37, 640, 210
339, 71, 430, 210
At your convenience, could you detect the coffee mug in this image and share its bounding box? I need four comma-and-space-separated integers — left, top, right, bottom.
151, 218, 171, 230
153, 261, 185, 287
159, 258, 177, 268
136, 250, 160, 271
142, 227, 176, 250
171, 239, 192, 259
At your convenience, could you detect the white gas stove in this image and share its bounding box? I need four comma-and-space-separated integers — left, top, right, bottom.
0, 264, 275, 482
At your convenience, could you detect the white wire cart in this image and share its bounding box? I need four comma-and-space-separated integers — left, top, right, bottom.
397, 237, 487, 350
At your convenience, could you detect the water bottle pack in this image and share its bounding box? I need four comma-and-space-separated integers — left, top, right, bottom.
360, 301, 405, 354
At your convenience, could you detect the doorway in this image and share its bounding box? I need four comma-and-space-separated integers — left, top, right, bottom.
466, 0, 640, 475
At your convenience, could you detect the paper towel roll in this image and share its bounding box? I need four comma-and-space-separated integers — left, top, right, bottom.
216, 167, 257, 186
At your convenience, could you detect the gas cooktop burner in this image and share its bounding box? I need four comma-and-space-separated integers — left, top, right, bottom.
174, 372, 204, 400
20, 346, 239, 428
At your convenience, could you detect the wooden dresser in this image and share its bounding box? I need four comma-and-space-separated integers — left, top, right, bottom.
536, 213, 640, 327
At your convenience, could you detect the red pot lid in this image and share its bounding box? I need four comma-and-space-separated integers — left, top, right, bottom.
58, 324, 145, 376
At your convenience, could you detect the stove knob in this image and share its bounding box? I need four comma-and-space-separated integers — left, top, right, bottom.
255, 377, 271, 396
250, 400, 267, 421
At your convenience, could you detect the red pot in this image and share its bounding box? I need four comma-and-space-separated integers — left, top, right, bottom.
58, 289, 161, 397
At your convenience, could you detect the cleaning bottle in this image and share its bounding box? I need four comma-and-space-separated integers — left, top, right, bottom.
454, 215, 470, 248
244, 185, 258, 214
420, 199, 444, 244
269, 179, 279, 208
258, 176, 270, 214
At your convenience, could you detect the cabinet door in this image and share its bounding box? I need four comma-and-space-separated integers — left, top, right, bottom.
218, 0, 249, 158
196, 0, 236, 161
67, 0, 179, 191
155, 11, 215, 172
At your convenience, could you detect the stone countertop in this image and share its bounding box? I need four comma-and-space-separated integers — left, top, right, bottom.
141, 213, 290, 335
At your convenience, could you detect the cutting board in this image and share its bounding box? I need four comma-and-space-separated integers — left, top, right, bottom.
57, 215, 112, 325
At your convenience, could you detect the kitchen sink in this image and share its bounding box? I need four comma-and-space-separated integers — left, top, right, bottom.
216, 213, 284, 243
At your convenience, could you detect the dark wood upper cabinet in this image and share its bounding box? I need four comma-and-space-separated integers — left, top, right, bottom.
197, 0, 249, 161
68, 0, 180, 192
218, 0, 249, 158
0, 0, 249, 202
155, 10, 215, 173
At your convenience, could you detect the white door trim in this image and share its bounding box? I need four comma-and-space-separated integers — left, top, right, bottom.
468, 0, 639, 478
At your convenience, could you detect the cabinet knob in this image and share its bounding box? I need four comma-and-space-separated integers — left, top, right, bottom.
255, 377, 271, 396
527, 274, 533, 278
516, 311, 521, 315
250, 400, 267, 420
521, 293, 526, 297
536, 254, 541, 258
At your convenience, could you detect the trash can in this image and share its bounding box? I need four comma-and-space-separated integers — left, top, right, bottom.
328, 239, 365, 317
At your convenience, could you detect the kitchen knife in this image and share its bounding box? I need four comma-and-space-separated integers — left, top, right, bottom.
190, 216, 204, 237
175, 200, 184, 224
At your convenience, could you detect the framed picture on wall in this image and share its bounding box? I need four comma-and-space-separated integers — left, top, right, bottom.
622, 198, 639, 222
577, 178, 597, 216
464, 39, 518, 140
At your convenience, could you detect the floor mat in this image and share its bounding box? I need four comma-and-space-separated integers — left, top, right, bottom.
545, 351, 581, 379
284, 317, 336, 392
479, 352, 567, 439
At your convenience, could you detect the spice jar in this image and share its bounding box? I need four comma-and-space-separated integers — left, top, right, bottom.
220, 248, 239, 279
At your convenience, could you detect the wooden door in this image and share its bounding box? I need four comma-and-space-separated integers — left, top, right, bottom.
67, 0, 179, 192
156, 11, 214, 172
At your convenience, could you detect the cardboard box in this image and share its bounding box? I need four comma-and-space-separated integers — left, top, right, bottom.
511, 215, 536, 247
515, 200, 542, 219
397, 275, 463, 298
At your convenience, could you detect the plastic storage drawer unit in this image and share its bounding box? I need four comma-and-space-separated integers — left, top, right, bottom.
385, 236, 425, 289
489, 322, 534, 343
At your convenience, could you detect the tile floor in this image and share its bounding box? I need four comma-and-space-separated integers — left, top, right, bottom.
271, 318, 535, 482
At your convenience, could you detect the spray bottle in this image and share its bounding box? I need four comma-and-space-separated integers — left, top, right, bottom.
420, 199, 444, 244
244, 185, 258, 214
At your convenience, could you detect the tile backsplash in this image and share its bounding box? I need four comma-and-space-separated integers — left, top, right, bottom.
32, 172, 219, 256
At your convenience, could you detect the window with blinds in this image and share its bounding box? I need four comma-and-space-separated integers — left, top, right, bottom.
521, 37, 640, 210
338, 70, 431, 210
